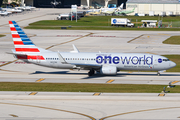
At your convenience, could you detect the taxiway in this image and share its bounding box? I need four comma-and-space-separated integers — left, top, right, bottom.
0, 8, 180, 120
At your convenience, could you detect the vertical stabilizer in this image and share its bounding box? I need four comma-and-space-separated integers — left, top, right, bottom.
9, 21, 40, 54
9, 21, 45, 61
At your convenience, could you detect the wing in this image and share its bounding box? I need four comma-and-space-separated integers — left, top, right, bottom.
71, 63, 101, 70
57, 52, 101, 70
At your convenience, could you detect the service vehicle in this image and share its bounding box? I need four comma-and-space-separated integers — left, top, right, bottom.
111, 18, 134, 27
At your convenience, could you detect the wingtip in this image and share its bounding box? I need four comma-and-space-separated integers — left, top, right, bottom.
70, 44, 79, 53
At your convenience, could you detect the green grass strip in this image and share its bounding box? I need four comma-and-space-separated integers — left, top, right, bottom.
0, 82, 179, 93
25, 16, 180, 31
28, 16, 180, 26
25, 26, 180, 31
163, 36, 180, 45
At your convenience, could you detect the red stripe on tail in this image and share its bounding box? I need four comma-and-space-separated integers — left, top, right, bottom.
15, 48, 40, 52
12, 34, 20, 38
14, 41, 24, 45
9, 21, 13, 24
17, 55, 45, 60
10, 27, 16, 31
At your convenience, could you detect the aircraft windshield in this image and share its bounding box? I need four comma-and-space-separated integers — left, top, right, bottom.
163, 59, 170, 61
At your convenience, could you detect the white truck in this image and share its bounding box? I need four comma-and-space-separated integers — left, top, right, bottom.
111, 18, 134, 27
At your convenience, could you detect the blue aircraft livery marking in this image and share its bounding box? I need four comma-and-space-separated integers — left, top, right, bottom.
158, 58, 162, 63
96, 55, 153, 65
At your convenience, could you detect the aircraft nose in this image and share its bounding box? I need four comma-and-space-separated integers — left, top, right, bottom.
170, 61, 176, 68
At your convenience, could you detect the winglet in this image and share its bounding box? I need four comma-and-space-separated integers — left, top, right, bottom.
70, 44, 79, 53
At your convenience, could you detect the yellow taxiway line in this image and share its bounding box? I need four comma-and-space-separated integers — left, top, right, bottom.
9, 114, 18, 117
46, 33, 93, 50
158, 93, 165, 96
171, 81, 180, 85
106, 79, 114, 83
29, 92, 38, 95
36, 78, 45, 82
0, 59, 19, 67
0, 102, 96, 120
99, 106, 180, 120
93, 93, 101, 96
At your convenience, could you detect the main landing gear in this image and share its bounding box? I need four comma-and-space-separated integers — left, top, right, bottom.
88, 69, 95, 76
157, 71, 160, 76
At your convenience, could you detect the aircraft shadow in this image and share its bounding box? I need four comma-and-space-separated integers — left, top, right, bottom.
30, 71, 125, 79
30, 71, 180, 79
84, 73, 180, 79
116, 73, 180, 76
30, 71, 86, 75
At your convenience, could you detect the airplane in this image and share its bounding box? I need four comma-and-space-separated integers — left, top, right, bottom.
86, 9, 102, 15
51, 0, 61, 8
15, 6, 36, 11
101, 3, 124, 14
101, 8, 115, 14
114, 8, 135, 15
0, 10, 11, 16
8, 21, 176, 76
2, 8, 22, 13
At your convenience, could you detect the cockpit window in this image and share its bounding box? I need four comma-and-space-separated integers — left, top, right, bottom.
163, 59, 170, 61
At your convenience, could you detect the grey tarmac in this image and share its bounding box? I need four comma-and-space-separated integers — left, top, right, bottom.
0, 8, 180, 120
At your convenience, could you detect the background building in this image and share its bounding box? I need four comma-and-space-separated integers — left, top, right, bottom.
126, 0, 180, 15
1, 0, 127, 8
81, 0, 126, 8
0, 0, 2, 6
33, 0, 127, 8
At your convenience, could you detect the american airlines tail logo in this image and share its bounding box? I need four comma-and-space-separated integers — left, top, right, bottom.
9, 21, 45, 61
96, 55, 153, 65
9, 21, 40, 53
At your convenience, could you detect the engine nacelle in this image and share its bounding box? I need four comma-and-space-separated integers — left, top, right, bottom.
100, 65, 117, 75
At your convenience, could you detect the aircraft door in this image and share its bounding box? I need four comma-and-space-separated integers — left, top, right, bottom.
153, 59, 158, 69
36, 55, 41, 64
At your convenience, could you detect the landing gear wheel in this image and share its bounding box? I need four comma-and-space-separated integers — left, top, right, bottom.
157, 72, 160, 76
88, 69, 95, 76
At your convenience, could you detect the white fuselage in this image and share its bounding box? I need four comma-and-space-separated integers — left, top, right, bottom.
26, 51, 176, 72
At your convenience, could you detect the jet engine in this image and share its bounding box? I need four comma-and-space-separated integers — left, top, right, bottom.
100, 65, 117, 75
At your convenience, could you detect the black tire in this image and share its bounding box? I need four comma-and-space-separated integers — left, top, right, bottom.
88, 69, 95, 76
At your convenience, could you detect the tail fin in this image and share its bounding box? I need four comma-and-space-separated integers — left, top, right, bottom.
9, 21, 45, 61
119, 3, 124, 10
132, 8, 135, 11
9, 21, 40, 53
